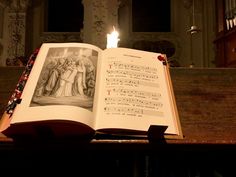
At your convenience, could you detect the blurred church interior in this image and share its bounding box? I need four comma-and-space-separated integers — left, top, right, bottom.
1, 0, 235, 68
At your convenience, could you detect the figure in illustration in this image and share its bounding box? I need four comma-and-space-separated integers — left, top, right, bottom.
31, 47, 98, 110
73, 59, 87, 96
44, 57, 66, 96
53, 58, 77, 97
62, 59, 78, 96
86, 71, 95, 97
34, 59, 60, 96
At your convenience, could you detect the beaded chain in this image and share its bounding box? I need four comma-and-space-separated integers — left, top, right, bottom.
5, 48, 40, 117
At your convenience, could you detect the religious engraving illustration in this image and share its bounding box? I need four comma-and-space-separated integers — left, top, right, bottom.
30, 47, 98, 111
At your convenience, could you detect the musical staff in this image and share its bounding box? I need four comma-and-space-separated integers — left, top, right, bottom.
109, 88, 161, 100
105, 78, 159, 88
106, 70, 158, 80
104, 106, 164, 117
108, 61, 157, 73
104, 97, 163, 109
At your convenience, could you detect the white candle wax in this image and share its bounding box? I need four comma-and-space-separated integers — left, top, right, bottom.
106, 27, 120, 48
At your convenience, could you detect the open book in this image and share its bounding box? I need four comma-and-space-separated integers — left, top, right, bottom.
0, 43, 182, 139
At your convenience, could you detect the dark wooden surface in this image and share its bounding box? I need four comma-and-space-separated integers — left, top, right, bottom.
1, 67, 236, 146
171, 67, 236, 144
1, 67, 236, 176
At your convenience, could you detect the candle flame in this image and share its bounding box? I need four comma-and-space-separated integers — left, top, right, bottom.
106, 27, 120, 48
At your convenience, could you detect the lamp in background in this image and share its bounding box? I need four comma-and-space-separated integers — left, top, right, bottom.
187, 0, 201, 34
187, 0, 201, 67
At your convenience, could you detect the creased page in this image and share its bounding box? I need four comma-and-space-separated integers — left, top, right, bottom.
96, 48, 178, 134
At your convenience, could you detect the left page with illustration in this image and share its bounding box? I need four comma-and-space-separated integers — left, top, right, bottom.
0, 43, 103, 135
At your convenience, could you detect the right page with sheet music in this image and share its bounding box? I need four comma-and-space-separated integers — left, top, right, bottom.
94, 47, 182, 136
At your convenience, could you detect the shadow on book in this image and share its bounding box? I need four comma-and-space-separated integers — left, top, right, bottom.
2, 121, 168, 144
3, 120, 95, 143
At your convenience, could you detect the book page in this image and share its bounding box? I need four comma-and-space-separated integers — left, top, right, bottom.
95, 48, 179, 134
11, 43, 103, 130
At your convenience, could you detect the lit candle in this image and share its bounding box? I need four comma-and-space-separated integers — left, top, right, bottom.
106, 26, 120, 48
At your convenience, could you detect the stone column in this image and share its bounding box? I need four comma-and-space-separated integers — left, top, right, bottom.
1, 0, 31, 66
82, 0, 119, 49
0, 0, 9, 65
